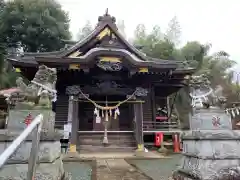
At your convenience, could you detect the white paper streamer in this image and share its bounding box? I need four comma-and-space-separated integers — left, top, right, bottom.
94, 107, 100, 118
226, 109, 229, 115
231, 110, 236, 117
225, 107, 240, 117
236, 108, 240, 115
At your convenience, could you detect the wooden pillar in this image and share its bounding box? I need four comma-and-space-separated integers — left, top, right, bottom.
69, 96, 79, 153
150, 86, 156, 128
134, 102, 144, 151
67, 96, 73, 123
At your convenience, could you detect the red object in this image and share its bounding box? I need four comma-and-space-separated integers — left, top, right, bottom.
212, 116, 221, 127
0, 88, 20, 97
155, 132, 163, 146
173, 134, 180, 153
24, 113, 33, 126
156, 116, 168, 121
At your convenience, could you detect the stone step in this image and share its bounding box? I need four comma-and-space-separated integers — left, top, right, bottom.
78, 132, 136, 153
78, 137, 135, 142
78, 135, 135, 140
79, 139, 136, 146
78, 145, 136, 153
78, 134, 135, 139
78, 133, 136, 143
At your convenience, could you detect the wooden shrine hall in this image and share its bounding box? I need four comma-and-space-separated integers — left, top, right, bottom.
7, 11, 195, 152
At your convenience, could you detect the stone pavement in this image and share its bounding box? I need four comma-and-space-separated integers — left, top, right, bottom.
96, 159, 151, 180
63, 161, 93, 180
63, 151, 165, 160
62, 153, 181, 180
127, 154, 182, 180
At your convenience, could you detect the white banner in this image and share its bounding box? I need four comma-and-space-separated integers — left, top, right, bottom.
64, 123, 72, 133
96, 117, 101, 124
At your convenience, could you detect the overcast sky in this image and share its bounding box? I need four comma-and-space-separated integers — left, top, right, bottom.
58, 0, 240, 66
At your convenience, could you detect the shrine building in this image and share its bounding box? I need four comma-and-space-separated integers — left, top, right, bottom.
7, 12, 195, 152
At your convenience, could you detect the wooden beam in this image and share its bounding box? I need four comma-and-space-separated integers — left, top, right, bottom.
67, 96, 73, 123
153, 83, 185, 87
150, 85, 156, 128
134, 101, 144, 151
69, 96, 79, 153
78, 100, 145, 103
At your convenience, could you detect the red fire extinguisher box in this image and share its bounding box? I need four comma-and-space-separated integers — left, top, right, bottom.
155, 132, 163, 146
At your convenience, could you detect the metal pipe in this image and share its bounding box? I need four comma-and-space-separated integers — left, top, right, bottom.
0, 114, 43, 169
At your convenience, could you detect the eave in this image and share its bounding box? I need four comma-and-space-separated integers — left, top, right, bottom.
35, 47, 177, 69
7, 58, 37, 67
173, 68, 196, 75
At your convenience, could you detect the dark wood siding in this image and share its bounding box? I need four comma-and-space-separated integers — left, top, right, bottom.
79, 102, 94, 131
143, 92, 154, 122
55, 94, 68, 129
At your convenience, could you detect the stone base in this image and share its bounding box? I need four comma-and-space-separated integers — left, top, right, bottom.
176, 130, 240, 180
177, 157, 240, 180
7, 109, 55, 131
0, 131, 65, 180
0, 158, 64, 180
0, 141, 61, 163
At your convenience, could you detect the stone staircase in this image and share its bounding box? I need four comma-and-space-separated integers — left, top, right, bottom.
77, 132, 136, 152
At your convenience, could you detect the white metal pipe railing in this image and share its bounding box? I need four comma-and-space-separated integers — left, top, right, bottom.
0, 114, 43, 180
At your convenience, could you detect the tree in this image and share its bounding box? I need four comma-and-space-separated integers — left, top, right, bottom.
0, 0, 71, 52
133, 24, 147, 46
0, 0, 6, 71
117, 20, 126, 38
0, 0, 71, 89
165, 16, 181, 46
77, 20, 93, 40
133, 24, 175, 59
180, 41, 211, 69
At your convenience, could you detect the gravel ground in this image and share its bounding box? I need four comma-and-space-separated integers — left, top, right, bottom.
63, 162, 93, 180
127, 154, 182, 180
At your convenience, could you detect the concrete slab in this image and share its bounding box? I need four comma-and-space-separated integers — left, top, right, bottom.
106, 159, 132, 169
63, 152, 136, 160
134, 151, 168, 158
96, 159, 150, 180
62, 151, 169, 162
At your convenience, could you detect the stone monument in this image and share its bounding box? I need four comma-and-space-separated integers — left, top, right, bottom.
174, 74, 240, 180
0, 65, 67, 180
